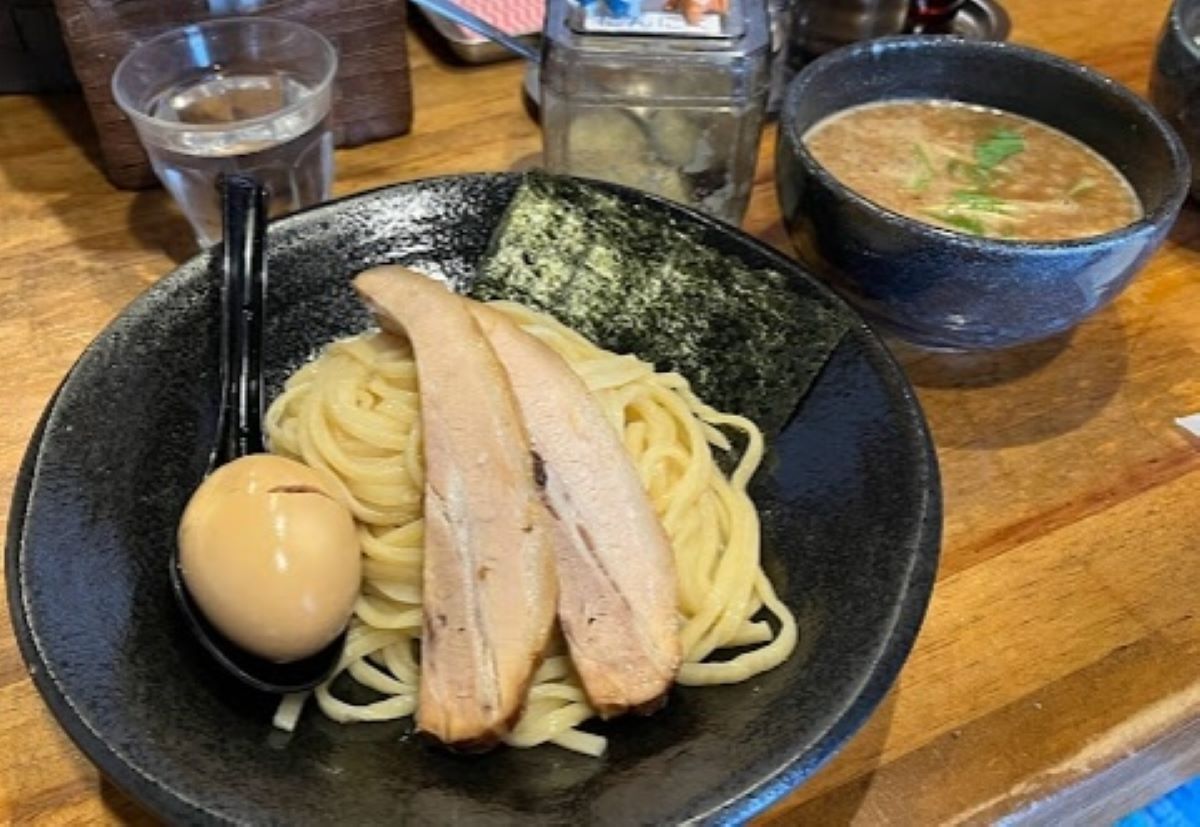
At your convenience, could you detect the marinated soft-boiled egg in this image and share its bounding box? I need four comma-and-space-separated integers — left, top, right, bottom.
178, 454, 361, 663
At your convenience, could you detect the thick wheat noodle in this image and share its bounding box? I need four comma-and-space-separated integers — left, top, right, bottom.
265, 301, 798, 756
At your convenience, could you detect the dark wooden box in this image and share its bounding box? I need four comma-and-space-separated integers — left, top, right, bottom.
51, 0, 413, 189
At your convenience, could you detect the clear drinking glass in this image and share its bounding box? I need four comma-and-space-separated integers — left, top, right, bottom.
112, 17, 338, 246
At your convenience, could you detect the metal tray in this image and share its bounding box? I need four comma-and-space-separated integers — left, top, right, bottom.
418, 5, 541, 63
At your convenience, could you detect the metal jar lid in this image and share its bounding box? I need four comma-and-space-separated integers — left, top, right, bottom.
943, 0, 1011, 42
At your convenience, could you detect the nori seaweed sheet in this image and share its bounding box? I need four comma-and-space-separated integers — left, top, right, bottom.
468, 173, 848, 435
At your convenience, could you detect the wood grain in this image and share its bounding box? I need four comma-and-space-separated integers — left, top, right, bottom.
2, 0, 1199, 823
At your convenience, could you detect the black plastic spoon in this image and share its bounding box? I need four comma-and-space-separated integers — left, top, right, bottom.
168, 174, 346, 694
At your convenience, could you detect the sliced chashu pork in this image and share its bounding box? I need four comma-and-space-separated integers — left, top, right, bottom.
354, 266, 557, 750
470, 303, 682, 717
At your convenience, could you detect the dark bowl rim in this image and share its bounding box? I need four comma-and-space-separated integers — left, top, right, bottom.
6, 172, 943, 826
779, 34, 1191, 252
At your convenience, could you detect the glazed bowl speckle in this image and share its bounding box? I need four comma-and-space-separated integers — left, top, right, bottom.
776, 36, 1190, 351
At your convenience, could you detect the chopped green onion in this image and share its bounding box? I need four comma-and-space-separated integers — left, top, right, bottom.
950, 190, 1017, 215
947, 159, 991, 189
974, 128, 1025, 171
924, 209, 986, 235
1066, 177, 1097, 199
908, 142, 934, 191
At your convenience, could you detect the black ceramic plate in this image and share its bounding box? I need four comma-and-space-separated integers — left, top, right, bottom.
7, 174, 940, 825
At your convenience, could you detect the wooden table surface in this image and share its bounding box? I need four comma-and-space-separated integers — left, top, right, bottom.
3, 0, 1199, 823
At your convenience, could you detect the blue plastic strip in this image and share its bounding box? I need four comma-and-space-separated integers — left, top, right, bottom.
1116, 777, 1200, 827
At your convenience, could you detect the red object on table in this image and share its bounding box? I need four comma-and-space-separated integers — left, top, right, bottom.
908, 0, 965, 31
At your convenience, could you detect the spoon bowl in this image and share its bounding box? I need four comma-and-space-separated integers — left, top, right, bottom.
168, 564, 347, 693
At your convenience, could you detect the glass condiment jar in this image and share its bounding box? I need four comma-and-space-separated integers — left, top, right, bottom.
540, 0, 771, 224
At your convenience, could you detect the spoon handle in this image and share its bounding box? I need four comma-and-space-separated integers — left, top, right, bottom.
213, 174, 269, 469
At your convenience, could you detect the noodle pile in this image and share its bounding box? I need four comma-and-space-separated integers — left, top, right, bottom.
265, 301, 797, 755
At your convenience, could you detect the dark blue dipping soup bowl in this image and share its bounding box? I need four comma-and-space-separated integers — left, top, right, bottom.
776, 36, 1190, 351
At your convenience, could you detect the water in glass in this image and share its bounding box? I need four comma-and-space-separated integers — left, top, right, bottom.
141, 71, 333, 246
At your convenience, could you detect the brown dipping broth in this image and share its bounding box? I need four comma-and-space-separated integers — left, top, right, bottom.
802, 100, 1143, 242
